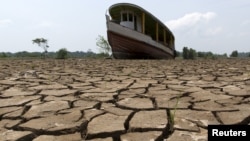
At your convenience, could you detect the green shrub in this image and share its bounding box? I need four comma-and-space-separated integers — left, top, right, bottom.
56, 48, 68, 59
0, 53, 7, 58
182, 47, 197, 60
182, 47, 189, 59
230, 50, 238, 57
188, 48, 197, 60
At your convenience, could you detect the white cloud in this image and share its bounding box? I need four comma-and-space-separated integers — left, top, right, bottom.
165, 12, 216, 30
0, 19, 12, 27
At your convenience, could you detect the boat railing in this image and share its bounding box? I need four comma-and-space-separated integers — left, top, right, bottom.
110, 20, 120, 24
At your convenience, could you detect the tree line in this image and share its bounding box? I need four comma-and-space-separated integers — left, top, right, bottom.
178, 47, 250, 60
1, 36, 249, 59
0, 36, 111, 59
1, 48, 249, 59
0, 50, 110, 59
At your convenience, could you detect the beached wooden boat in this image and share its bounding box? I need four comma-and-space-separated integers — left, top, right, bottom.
106, 3, 176, 59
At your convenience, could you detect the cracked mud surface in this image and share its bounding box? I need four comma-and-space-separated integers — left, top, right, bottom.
0, 58, 250, 141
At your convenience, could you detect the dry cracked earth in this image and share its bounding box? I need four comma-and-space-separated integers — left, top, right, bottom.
0, 58, 250, 141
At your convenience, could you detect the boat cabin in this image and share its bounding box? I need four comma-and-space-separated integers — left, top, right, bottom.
120, 11, 142, 32
109, 6, 174, 49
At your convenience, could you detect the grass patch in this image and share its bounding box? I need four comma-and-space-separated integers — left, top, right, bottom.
168, 94, 181, 132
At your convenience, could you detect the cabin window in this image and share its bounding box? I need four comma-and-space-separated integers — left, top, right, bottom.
134, 16, 137, 30
122, 13, 127, 21
121, 12, 134, 22
128, 13, 133, 21
120, 11, 135, 30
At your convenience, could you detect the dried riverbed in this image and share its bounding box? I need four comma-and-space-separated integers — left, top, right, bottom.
0, 58, 250, 141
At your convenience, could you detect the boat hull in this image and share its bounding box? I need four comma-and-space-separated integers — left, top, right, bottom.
107, 30, 174, 59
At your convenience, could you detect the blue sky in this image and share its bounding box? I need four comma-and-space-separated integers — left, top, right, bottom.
0, 0, 249, 54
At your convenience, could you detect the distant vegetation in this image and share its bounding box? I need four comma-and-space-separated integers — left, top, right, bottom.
0, 36, 113, 59
0, 42, 249, 60
180, 47, 249, 60
4, 36, 247, 60
182, 47, 197, 60
230, 50, 238, 58
56, 48, 68, 59
1, 49, 249, 59
0, 50, 111, 59
0, 52, 7, 58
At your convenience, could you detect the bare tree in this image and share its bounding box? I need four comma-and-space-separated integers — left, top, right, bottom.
32, 38, 49, 58
96, 35, 111, 55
